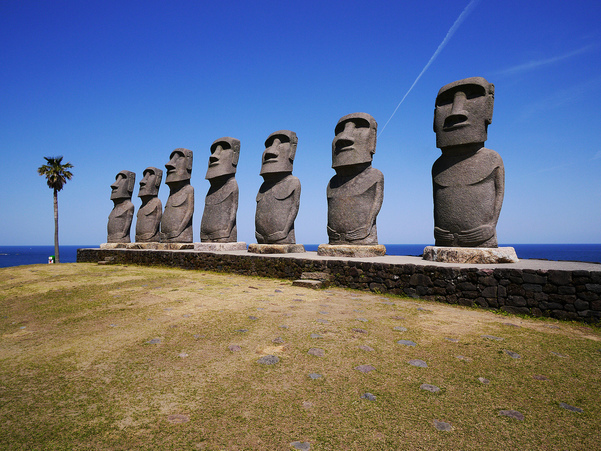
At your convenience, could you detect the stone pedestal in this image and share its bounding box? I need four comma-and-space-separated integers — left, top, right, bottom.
248, 244, 305, 254
317, 244, 386, 258
156, 243, 195, 250
423, 246, 518, 264
126, 243, 160, 250
194, 242, 247, 252
100, 243, 128, 249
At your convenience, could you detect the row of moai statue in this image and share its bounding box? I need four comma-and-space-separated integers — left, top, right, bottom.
107, 77, 515, 261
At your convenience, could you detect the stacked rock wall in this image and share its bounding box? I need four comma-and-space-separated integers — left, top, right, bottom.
77, 248, 600, 323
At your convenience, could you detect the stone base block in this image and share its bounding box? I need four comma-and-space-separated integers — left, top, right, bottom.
248, 244, 305, 254
422, 246, 519, 264
194, 242, 247, 252
317, 244, 386, 258
126, 243, 160, 249
292, 279, 324, 289
155, 243, 195, 250
100, 243, 128, 249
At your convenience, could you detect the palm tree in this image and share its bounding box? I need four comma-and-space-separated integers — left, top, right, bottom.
37, 156, 74, 263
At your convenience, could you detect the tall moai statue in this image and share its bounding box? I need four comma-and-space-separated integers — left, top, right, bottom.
200, 138, 240, 243
318, 112, 385, 257
249, 131, 304, 254
107, 170, 135, 243
424, 77, 517, 263
135, 167, 163, 243
160, 148, 194, 243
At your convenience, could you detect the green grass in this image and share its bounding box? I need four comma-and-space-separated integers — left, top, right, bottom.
0, 263, 600, 450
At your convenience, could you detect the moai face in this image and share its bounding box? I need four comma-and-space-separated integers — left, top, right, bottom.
110, 170, 135, 200
165, 148, 193, 184
260, 130, 297, 176
138, 167, 163, 197
332, 112, 377, 169
205, 137, 240, 180
434, 77, 494, 149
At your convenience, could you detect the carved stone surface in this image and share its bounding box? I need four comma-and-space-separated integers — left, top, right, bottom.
423, 246, 518, 264
255, 130, 301, 245
160, 148, 194, 243
317, 244, 386, 258
107, 170, 135, 243
200, 138, 239, 243
194, 242, 247, 252
135, 167, 163, 242
248, 243, 305, 254
326, 113, 383, 246
432, 77, 504, 248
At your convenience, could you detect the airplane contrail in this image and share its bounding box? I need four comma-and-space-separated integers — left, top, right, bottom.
378, 0, 481, 137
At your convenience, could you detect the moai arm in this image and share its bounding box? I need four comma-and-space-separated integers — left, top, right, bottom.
493, 164, 505, 227
163, 186, 194, 240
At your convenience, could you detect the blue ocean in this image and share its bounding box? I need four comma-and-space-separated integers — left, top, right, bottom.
0, 244, 600, 268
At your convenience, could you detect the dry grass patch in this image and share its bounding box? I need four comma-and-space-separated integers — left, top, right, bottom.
0, 263, 600, 450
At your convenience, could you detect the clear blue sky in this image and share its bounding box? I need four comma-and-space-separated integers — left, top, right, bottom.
2, 0, 600, 246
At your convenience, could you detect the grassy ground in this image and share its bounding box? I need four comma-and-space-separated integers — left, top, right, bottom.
0, 263, 599, 450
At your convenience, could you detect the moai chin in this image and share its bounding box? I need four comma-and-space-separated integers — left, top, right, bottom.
432, 76, 504, 247
200, 137, 240, 242
255, 130, 301, 244
135, 167, 163, 242
326, 112, 384, 245
107, 170, 135, 243
160, 148, 194, 243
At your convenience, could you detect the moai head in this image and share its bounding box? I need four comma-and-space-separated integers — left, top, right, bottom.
205, 137, 240, 180
138, 167, 163, 198
260, 130, 297, 176
110, 170, 135, 200
165, 148, 193, 184
332, 112, 377, 169
434, 77, 494, 149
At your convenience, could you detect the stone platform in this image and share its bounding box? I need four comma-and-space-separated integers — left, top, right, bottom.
248, 244, 305, 254
423, 246, 519, 264
77, 247, 601, 323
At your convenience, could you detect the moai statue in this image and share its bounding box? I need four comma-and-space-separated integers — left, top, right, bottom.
135, 167, 163, 242
200, 137, 240, 242
326, 112, 384, 246
432, 77, 504, 248
107, 170, 135, 243
255, 130, 301, 244
160, 148, 194, 243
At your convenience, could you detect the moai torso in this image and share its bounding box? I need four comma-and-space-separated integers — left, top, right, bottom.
326, 113, 383, 245
201, 138, 240, 243
432, 77, 504, 248
108, 200, 134, 243
432, 147, 504, 247
107, 170, 135, 243
136, 197, 162, 242
201, 176, 238, 242
327, 166, 383, 245
256, 174, 300, 244
161, 183, 194, 243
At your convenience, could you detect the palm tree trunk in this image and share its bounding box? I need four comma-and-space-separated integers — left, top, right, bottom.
54, 188, 60, 263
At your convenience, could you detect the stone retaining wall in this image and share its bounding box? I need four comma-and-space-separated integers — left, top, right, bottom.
77, 248, 601, 323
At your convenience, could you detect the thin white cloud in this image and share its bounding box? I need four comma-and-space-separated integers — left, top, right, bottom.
495, 45, 597, 77
378, 0, 481, 137
592, 150, 601, 160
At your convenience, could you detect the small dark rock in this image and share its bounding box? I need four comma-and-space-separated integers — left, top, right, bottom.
257, 355, 280, 365
397, 340, 417, 347
499, 410, 524, 421
408, 359, 427, 368
361, 392, 376, 401
420, 384, 440, 393
504, 349, 521, 359
355, 364, 376, 373
559, 402, 583, 413
433, 419, 452, 431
